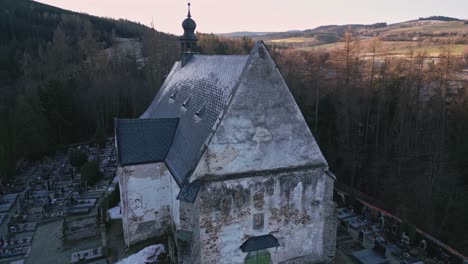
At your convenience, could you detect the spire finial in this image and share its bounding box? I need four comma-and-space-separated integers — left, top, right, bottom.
187, 2, 191, 18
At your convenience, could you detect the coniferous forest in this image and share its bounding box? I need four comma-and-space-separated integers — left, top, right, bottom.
1, 0, 467, 255
271, 38, 468, 253
0, 0, 179, 175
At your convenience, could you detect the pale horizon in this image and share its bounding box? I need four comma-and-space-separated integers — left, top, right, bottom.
34, 0, 468, 35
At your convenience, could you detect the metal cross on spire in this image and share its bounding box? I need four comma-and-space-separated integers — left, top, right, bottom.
187, 1, 192, 18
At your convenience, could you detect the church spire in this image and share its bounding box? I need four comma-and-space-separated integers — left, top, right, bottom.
181, 1, 197, 66
187, 2, 191, 18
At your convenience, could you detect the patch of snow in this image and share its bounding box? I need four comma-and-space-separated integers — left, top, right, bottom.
116, 244, 165, 264
9, 260, 25, 264
108, 203, 122, 219
113, 176, 119, 183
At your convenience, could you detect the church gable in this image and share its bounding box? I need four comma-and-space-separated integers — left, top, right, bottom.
192, 42, 328, 179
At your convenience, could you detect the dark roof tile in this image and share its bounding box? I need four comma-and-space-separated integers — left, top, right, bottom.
177, 180, 202, 203
141, 54, 250, 185
115, 118, 179, 166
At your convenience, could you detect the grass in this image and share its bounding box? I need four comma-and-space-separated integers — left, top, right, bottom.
387, 44, 468, 56
295, 40, 468, 56
296, 42, 343, 51
269, 37, 317, 43
390, 21, 468, 34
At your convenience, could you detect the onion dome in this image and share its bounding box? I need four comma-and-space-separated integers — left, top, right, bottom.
181, 2, 197, 41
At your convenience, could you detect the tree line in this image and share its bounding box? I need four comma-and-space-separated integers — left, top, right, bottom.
271, 35, 468, 253
0, 1, 179, 180
0, 2, 255, 182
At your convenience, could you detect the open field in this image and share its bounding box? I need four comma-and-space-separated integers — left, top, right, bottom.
270, 37, 317, 43
266, 21, 468, 42
389, 21, 468, 34
294, 40, 468, 56
387, 44, 468, 56
263, 19, 468, 57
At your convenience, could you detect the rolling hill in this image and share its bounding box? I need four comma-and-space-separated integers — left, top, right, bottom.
218, 16, 468, 56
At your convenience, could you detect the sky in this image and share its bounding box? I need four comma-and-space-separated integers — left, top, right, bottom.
34, 0, 468, 35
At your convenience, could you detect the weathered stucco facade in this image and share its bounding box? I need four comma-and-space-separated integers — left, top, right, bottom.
115, 42, 337, 263
189, 168, 335, 264
176, 44, 336, 263
117, 162, 180, 246
191, 45, 326, 179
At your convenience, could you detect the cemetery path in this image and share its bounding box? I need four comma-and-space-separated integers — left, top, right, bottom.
27, 221, 101, 264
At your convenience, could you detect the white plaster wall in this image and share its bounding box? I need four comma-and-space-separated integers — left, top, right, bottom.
171, 177, 181, 230
192, 43, 327, 180
118, 162, 180, 246
197, 168, 329, 264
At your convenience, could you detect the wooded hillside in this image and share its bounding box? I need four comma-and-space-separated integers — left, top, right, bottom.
271, 35, 468, 254
0, 0, 179, 178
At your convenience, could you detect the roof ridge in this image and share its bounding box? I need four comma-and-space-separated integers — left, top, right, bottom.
139, 61, 181, 119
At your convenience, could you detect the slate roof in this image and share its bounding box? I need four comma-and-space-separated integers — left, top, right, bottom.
115, 118, 179, 166
177, 180, 202, 203
240, 234, 280, 253
140, 54, 250, 185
